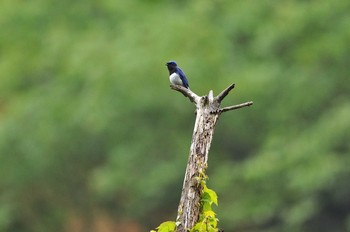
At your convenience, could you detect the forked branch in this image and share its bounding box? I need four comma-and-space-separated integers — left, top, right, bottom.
215, 83, 235, 103
167, 82, 253, 232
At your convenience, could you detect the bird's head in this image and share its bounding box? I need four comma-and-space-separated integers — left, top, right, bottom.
166, 61, 177, 69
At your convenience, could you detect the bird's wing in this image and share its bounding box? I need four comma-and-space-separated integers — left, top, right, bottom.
176, 67, 189, 88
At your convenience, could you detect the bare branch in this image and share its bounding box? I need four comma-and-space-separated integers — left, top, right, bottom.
170, 85, 200, 104
218, 101, 253, 113
208, 90, 214, 103
215, 83, 235, 103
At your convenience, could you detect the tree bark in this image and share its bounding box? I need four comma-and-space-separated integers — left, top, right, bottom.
170, 84, 253, 231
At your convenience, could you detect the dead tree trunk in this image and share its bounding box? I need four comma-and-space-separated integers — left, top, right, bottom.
170, 83, 253, 232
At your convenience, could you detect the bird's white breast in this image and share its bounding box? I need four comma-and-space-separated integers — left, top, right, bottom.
169, 73, 183, 86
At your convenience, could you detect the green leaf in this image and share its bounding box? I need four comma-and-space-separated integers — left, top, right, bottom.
202, 200, 212, 212
208, 217, 218, 228
204, 210, 216, 218
203, 186, 218, 206
156, 221, 176, 232
201, 191, 211, 203
200, 178, 207, 187
190, 221, 206, 232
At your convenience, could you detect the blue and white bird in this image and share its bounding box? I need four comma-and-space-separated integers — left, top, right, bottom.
166, 61, 190, 89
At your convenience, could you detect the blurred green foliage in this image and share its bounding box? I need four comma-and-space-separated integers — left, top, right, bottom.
0, 0, 350, 231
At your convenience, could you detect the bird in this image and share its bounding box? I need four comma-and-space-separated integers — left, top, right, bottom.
166, 61, 190, 89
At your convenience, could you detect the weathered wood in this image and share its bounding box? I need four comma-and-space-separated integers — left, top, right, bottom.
170, 85, 200, 103
170, 84, 252, 232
